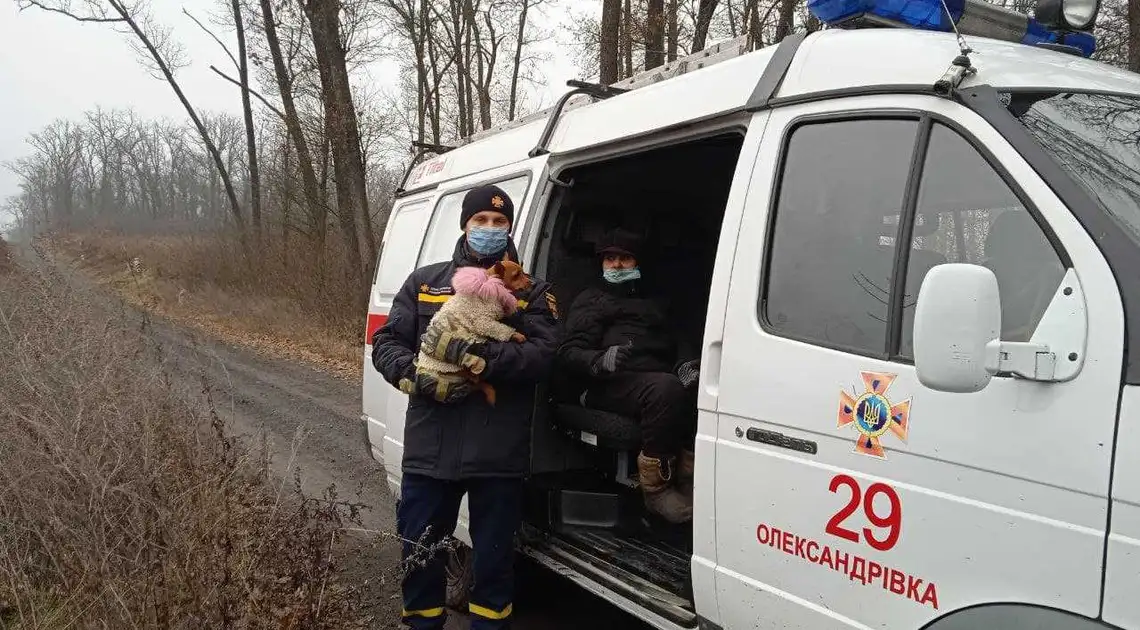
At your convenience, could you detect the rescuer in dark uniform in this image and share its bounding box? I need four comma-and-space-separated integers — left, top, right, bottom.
371, 184, 559, 629
556, 228, 700, 524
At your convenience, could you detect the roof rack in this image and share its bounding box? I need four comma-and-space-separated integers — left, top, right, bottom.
454, 33, 755, 149
395, 141, 457, 194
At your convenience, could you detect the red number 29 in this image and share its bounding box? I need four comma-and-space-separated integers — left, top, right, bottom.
825, 474, 902, 552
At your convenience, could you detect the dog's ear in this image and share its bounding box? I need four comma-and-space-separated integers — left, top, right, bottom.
502, 250, 510, 262
490, 261, 505, 277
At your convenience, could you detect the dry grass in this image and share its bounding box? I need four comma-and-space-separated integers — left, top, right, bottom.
45, 231, 363, 382
0, 247, 376, 629
0, 238, 11, 275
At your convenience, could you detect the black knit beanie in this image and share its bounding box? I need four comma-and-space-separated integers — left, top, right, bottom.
460, 184, 515, 229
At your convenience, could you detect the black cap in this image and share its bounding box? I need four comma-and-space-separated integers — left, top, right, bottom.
460, 184, 515, 229
595, 228, 642, 258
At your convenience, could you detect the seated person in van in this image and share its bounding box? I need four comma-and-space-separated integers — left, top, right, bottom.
556, 228, 701, 524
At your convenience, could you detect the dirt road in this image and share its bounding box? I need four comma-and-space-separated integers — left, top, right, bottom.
117, 281, 652, 628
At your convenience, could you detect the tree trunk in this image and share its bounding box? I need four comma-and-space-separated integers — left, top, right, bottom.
1130, 0, 1140, 72
450, 0, 469, 138
426, 25, 443, 144
693, 0, 719, 52
232, 0, 261, 241
748, 0, 763, 49
463, 0, 477, 136
260, 0, 326, 255
600, 0, 622, 84
509, 0, 529, 119
774, 0, 797, 42
646, 0, 664, 69
667, 0, 678, 61
304, 0, 371, 306
623, 0, 633, 77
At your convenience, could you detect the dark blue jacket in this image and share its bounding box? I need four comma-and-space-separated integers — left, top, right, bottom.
371, 236, 559, 479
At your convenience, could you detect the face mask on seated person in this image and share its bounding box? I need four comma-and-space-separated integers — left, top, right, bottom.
467, 227, 509, 256
603, 267, 641, 284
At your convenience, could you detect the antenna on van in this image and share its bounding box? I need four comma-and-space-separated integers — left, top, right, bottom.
932, 0, 976, 96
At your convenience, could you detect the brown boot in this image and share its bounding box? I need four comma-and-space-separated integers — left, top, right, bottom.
677, 450, 695, 501
637, 452, 693, 524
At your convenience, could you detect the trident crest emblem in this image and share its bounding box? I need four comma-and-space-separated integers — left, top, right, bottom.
838, 371, 911, 460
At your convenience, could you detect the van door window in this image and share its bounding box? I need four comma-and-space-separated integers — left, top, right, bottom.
899, 123, 1065, 356
418, 174, 531, 266
376, 200, 431, 294
762, 118, 919, 357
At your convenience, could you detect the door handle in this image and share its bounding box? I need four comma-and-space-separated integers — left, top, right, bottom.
743, 426, 818, 455
704, 341, 722, 396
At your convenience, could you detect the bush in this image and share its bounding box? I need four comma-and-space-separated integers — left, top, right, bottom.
0, 248, 373, 629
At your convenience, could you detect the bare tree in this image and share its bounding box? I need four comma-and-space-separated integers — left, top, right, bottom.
1129, 0, 1140, 71
258, 0, 327, 254
773, 0, 796, 42
600, 0, 622, 83
232, 0, 262, 238
509, 0, 532, 119
302, 0, 370, 303
667, 0, 679, 60
19, 0, 248, 235
692, 0, 719, 51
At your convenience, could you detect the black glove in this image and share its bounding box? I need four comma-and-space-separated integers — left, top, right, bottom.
592, 341, 633, 375
399, 363, 475, 404
419, 326, 487, 376
676, 359, 700, 388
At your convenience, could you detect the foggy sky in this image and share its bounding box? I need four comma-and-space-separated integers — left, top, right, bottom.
0, 1, 581, 229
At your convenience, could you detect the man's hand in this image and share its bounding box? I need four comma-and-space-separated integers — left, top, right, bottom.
677, 359, 701, 389
399, 367, 476, 404
592, 341, 633, 375
420, 326, 488, 375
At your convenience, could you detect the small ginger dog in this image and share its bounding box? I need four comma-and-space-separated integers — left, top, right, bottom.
415, 257, 532, 405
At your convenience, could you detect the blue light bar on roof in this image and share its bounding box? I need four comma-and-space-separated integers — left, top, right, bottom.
807, 0, 964, 31
806, 0, 1097, 57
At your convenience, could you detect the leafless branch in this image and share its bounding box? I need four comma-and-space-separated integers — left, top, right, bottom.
183, 7, 239, 69
18, 0, 126, 23
208, 65, 287, 121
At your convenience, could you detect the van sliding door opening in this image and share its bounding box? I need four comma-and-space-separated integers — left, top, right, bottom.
520, 130, 746, 622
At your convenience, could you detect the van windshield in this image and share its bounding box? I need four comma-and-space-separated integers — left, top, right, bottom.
1004, 91, 1140, 242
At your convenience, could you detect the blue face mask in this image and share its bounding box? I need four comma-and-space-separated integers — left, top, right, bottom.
603, 267, 641, 284
467, 226, 509, 256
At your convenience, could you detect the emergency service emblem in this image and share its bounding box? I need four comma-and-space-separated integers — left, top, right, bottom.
491, 195, 505, 209
838, 371, 910, 460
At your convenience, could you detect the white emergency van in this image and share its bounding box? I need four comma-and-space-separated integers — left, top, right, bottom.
362, 0, 1140, 625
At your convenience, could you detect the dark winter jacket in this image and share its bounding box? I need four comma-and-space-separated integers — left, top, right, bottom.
370, 235, 559, 479
557, 279, 693, 382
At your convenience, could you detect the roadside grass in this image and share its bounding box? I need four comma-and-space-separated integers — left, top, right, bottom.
0, 246, 379, 629
45, 231, 364, 382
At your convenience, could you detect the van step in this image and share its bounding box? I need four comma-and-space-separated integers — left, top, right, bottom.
554, 528, 692, 601
540, 534, 697, 627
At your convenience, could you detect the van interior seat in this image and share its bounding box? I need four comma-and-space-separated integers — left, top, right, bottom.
551, 402, 643, 450
545, 210, 645, 453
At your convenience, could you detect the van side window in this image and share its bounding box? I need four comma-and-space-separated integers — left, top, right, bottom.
899, 123, 1065, 356
418, 174, 531, 266
375, 200, 431, 294
762, 118, 920, 357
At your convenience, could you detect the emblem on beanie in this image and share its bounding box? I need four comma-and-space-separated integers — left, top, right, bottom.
491, 195, 505, 209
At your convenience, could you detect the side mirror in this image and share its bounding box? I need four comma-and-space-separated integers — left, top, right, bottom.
913, 263, 1001, 393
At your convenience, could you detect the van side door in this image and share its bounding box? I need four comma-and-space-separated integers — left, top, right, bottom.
713, 94, 1122, 629
364, 194, 435, 483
